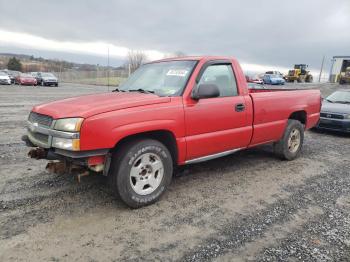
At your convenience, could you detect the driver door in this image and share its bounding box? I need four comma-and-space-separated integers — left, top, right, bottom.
184, 62, 251, 161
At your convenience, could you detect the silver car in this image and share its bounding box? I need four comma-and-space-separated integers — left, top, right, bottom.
40, 72, 58, 87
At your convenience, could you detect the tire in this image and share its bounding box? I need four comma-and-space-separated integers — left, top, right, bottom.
274, 119, 304, 160
55, 83, 58, 87
306, 75, 313, 83
109, 139, 173, 208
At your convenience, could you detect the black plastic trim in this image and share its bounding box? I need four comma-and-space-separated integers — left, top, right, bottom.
54, 148, 109, 158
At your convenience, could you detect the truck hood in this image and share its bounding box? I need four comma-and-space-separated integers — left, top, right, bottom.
32, 92, 171, 119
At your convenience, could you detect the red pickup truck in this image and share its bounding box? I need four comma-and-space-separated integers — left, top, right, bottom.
23, 56, 321, 208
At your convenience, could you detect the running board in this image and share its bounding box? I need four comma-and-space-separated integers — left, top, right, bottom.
185, 148, 243, 164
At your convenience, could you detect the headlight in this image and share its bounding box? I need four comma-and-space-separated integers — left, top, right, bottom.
52, 137, 80, 151
345, 114, 350, 119
54, 118, 83, 132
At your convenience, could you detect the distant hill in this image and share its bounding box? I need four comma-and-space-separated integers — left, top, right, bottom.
0, 53, 121, 72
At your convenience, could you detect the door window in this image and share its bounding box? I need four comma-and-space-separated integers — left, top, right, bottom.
198, 64, 238, 97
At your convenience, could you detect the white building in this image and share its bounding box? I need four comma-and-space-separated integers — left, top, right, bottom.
329, 56, 350, 83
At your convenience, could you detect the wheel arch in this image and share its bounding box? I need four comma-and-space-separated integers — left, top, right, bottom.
288, 110, 307, 126
112, 129, 179, 165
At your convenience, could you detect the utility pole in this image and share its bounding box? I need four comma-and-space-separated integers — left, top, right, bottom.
96, 63, 99, 86
107, 46, 110, 91
318, 55, 325, 83
59, 61, 62, 83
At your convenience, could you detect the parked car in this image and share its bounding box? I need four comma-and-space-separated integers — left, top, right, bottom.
4, 70, 20, 84
23, 56, 321, 208
39, 72, 58, 86
265, 71, 284, 77
247, 82, 266, 89
317, 90, 350, 133
263, 74, 286, 85
30, 72, 43, 85
246, 75, 263, 84
15, 73, 37, 86
0, 71, 12, 85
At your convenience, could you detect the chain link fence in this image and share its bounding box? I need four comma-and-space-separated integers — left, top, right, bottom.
56, 69, 129, 86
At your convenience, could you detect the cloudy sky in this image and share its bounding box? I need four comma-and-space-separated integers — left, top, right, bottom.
0, 0, 349, 74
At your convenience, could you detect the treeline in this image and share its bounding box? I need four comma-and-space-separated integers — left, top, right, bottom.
0, 53, 115, 72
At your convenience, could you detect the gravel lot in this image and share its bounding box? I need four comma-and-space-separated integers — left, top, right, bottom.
0, 83, 349, 261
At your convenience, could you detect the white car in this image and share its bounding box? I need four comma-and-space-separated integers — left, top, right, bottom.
0, 71, 11, 85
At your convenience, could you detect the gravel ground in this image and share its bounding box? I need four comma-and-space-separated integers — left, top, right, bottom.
0, 82, 349, 261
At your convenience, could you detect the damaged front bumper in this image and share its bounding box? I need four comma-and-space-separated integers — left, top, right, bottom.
22, 134, 111, 175
24, 113, 111, 175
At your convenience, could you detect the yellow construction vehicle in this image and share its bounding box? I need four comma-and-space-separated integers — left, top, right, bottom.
285, 64, 313, 83
339, 67, 350, 85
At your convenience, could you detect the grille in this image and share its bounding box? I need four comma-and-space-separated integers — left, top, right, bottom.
28, 130, 49, 144
28, 112, 53, 127
319, 122, 343, 130
320, 113, 344, 119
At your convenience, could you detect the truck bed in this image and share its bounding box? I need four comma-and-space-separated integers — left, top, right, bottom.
247, 88, 321, 146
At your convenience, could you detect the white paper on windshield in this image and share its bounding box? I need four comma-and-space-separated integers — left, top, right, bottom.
166, 69, 188, 77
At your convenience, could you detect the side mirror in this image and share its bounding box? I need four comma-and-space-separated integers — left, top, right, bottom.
192, 84, 220, 100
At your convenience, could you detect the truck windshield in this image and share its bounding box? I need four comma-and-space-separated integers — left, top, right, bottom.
119, 60, 197, 96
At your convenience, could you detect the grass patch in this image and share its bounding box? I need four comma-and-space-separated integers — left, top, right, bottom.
65, 77, 127, 86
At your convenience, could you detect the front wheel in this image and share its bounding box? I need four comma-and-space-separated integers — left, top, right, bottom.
109, 139, 173, 208
306, 75, 313, 83
274, 119, 304, 160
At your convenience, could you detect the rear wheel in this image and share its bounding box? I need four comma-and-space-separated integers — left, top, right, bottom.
274, 119, 304, 160
109, 139, 173, 208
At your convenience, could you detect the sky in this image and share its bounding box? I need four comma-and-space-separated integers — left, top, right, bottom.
0, 0, 349, 75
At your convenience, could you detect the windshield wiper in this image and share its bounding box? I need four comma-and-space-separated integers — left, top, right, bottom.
128, 88, 155, 94
325, 99, 334, 103
333, 100, 350, 104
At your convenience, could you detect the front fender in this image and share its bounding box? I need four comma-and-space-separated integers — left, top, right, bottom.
110, 120, 179, 144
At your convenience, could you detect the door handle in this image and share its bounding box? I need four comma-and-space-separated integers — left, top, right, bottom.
235, 103, 245, 112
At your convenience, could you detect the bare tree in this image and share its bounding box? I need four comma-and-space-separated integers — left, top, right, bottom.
127, 50, 146, 74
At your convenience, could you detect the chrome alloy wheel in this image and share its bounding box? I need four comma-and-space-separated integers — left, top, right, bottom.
129, 153, 164, 195
288, 128, 301, 153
